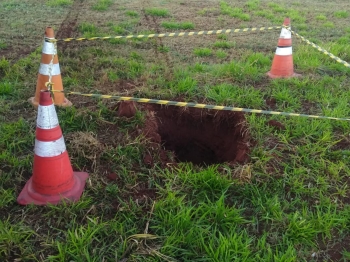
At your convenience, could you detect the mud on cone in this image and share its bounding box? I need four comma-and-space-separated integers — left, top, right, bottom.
267, 18, 301, 78
28, 27, 72, 108
18, 91, 88, 205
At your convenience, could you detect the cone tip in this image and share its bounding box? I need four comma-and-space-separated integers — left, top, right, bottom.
39, 91, 53, 106
45, 27, 55, 38
283, 18, 290, 26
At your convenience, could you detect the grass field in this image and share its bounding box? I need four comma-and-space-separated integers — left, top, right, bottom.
1, 0, 350, 261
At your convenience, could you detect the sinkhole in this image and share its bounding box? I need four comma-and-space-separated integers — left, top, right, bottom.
147, 105, 251, 166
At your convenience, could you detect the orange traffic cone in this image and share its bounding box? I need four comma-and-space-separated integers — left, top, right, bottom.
18, 91, 88, 205
267, 18, 301, 78
28, 27, 72, 108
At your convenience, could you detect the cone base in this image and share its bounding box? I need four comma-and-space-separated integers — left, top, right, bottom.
17, 172, 89, 205
28, 97, 73, 108
267, 71, 302, 79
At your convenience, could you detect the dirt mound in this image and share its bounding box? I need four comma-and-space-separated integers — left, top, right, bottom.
117, 101, 137, 118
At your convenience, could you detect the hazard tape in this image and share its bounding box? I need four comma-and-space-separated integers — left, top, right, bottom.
284, 26, 350, 69
51, 90, 350, 121
45, 26, 281, 42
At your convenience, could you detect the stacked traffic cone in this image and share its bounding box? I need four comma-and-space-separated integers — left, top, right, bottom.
18, 91, 88, 205
28, 27, 72, 108
267, 18, 301, 78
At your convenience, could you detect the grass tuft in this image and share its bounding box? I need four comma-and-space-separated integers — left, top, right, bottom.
78, 22, 98, 37
334, 10, 349, 18
316, 14, 327, 20
193, 48, 212, 57
246, 0, 260, 10
145, 8, 170, 17
0, 81, 13, 96
92, 0, 113, 11
220, 1, 250, 21
161, 21, 194, 30
0, 41, 7, 50
216, 50, 227, 59
125, 10, 139, 17
213, 41, 234, 48
323, 21, 335, 28
47, 0, 72, 7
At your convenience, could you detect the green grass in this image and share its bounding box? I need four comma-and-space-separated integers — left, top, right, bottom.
78, 22, 98, 37
0, 58, 10, 74
0, 41, 7, 50
145, 8, 170, 17
268, 2, 285, 13
323, 21, 335, 28
92, 0, 113, 11
1, 0, 350, 261
161, 21, 195, 30
334, 11, 349, 18
220, 1, 251, 21
197, 7, 217, 16
213, 41, 234, 48
125, 10, 139, 17
246, 0, 260, 10
216, 50, 227, 59
316, 14, 327, 21
107, 19, 139, 35
47, 0, 72, 7
193, 48, 212, 57
158, 45, 170, 53
0, 81, 13, 96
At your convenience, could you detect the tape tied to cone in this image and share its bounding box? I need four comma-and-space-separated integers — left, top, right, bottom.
28, 27, 72, 108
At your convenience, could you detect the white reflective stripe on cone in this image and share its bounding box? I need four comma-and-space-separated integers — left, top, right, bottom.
279, 27, 292, 39
34, 136, 66, 157
42, 39, 56, 55
275, 46, 293, 56
39, 63, 61, 76
37, 104, 59, 129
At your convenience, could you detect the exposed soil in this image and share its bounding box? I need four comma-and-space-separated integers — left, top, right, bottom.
141, 105, 251, 166
55, 0, 84, 51
138, 109, 177, 169
98, 79, 142, 95
267, 120, 286, 131
117, 101, 137, 118
265, 97, 277, 109
107, 172, 118, 181
342, 176, 350, 205
140, 3, 173, 79
301, 100, 318, 115
317, 235, 350, 261
332, 138, 350, 151
132, 187, 157, 203
0, 45, 37, 64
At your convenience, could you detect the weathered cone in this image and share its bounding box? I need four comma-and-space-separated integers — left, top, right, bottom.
18, 91, 88, 205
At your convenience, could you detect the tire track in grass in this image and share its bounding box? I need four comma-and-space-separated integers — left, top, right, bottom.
141, 3, 173, 74
55, 0, 85, 52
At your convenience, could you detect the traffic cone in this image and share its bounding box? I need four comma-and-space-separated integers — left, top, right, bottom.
267, 18, 301, 78
28, 27, 72, 108
18, 91, 88, 205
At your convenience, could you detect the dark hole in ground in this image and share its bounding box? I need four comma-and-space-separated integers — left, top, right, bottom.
144, 105, 251, 166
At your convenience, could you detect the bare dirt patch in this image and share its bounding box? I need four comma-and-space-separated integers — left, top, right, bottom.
117, 101, 137, 118
267, 120, 286, 131
265, 97, 277, 109
332, 138, 350, 151
317, 235, 350, 261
